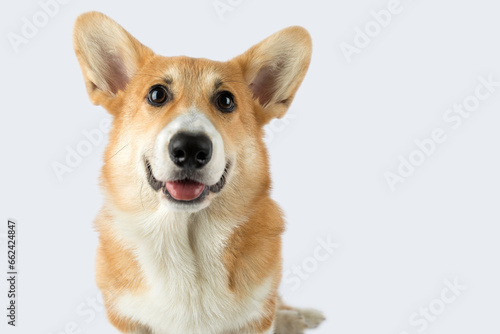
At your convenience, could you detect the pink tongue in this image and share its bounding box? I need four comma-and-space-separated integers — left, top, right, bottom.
165, 180, 205, 201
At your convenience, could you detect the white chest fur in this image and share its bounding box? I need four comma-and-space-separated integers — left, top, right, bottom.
112, 209, 272, 334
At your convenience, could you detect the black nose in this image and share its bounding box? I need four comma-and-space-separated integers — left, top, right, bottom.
169, 132, 213, 169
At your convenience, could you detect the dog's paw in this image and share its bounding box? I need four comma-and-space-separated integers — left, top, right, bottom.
296, 308, 326, 329
274, 307, 326, 333
274, 309, 308, 334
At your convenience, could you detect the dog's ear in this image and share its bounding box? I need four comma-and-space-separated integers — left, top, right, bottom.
234, 26, 312, 125
73, 11, 153, 109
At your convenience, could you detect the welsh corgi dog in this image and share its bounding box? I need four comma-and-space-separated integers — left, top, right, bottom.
73, 11, 324, 334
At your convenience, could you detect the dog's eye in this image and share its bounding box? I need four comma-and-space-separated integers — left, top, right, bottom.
215, 91, 236, 113
147, 85, 169, 106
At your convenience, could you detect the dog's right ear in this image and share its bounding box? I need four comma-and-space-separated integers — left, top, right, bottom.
73, 12, 153, 110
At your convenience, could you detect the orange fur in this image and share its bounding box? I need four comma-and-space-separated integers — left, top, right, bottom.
94, 212, 147, 331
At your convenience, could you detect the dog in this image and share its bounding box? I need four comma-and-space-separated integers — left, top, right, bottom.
73, 11, 324, 334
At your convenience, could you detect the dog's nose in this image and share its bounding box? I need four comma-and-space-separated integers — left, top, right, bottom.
169, 132, 213, 169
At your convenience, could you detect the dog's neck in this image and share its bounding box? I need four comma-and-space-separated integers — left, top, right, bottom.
107, 203, 243, 255
104, 203, 245, 294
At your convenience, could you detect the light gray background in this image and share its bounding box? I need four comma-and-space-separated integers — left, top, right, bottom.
1, 0, 499, 333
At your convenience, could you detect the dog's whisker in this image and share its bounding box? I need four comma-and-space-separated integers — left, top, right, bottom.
140, 180, 145, 210
105, 143, 129, 162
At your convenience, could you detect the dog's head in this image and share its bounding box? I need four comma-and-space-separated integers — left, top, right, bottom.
73, 12, 311, 215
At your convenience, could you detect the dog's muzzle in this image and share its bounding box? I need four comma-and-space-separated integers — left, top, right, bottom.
145, 131, 229, 204
146, 109, 229, 205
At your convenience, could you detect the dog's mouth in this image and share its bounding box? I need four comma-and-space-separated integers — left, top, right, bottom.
145, 159, 230, 204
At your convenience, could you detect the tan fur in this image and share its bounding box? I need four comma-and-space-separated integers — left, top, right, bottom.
94, 212, 147, 332
73, 11, 322, 334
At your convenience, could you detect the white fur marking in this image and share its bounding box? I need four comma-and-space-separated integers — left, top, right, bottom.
112, 208, 273, 334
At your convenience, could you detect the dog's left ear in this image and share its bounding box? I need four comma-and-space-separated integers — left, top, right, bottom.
234, 26, 312, 125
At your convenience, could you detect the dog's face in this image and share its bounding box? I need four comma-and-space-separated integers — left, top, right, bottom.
73, 12, 311, 214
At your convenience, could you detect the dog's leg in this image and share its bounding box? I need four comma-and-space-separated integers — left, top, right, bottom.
241, 326, 276, 334
104, 307, 151, 334
274, 298, 325, 334
128, 327, 152, 334
262, 327, 275, 334
294, 307, 326, 329
275, 309, 307, 334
